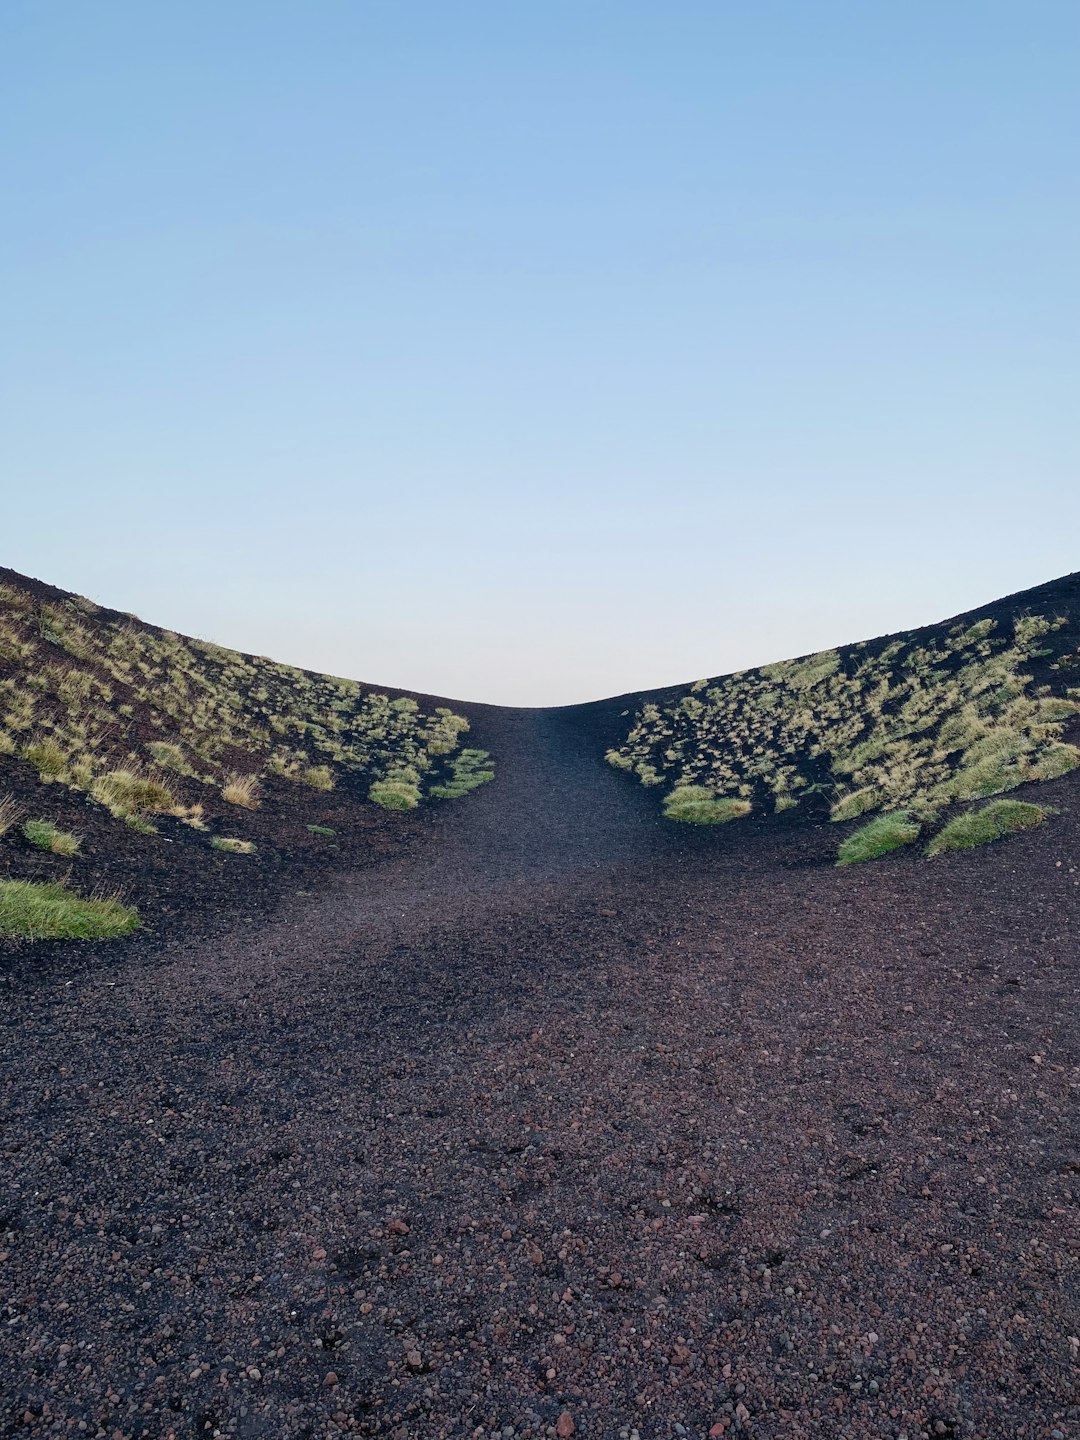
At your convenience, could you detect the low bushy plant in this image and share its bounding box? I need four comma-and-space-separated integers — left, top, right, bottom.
211, 836, 256, 854
430, 749, 495, 799
926, 800, 1050, 856
369, 777, 421, 810
836, 811, 920, 866
0, 879, 139, 939
221, 772, 261, 808
663, 786, 751, 825
23, 819, 81, 855
22, 736, 69, 781
91, 769, 175, 819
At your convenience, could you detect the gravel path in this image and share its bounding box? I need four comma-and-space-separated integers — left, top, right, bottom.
2, 707, 1079, 1440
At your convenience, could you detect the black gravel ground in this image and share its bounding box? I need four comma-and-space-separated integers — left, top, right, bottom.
2, 704, 1079, 1440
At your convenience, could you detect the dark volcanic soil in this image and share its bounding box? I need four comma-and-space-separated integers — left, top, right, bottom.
2, 704, 1080, 1440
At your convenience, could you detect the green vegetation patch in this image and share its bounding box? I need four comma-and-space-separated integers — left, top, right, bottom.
306, 823, 336, 836
608, 612, 1078, 829
0, 580, 478, 825
926, 800, 1050, 856
430, 748, 495, 799
369, 776, 421, 811
836, 811, 921, 866
663, 786, 752, 825
23, 819, 81, 855
211, 836, 256, 855
0, 880, 139, 939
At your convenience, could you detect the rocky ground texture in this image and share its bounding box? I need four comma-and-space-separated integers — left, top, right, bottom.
2, 704, 1079, 1440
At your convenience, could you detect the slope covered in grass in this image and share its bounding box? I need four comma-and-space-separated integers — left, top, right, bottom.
0, 568, 481, 825
0, 565, 495, 941
604, 577, 1080, 842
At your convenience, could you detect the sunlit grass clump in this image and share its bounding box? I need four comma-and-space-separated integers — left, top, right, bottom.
23, 818, 81, 855
430, 749, 494, 799
0, 880, 139, 939
369, 775, 422, 810
926, 800, 1050, 856
663, 786, 751, 825
836, 811, 920, 866
211, 836, 256, 855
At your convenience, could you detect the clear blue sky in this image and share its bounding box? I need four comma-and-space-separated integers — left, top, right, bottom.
3, 3, 1077, 704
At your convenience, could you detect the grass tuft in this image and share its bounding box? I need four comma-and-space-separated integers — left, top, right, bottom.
0, 793, 22, 836
211, 836, 256, 855
663, 786, 752, 825
836, 811, 920, 866
0, 880, 139, 939
23, 819, 81, 855
369, 778, 421, 811
23, 736, 69, 781
221, 772, 261, 808
926, 800, 1051, 856
430, 749, 495, 799
91, 769, 175, 820
147, 740, 192, 774
306, 823, 336, 836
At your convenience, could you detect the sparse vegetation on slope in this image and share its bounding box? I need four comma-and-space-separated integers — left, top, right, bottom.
0, 571, 482, 832
608, 609, 1080, 843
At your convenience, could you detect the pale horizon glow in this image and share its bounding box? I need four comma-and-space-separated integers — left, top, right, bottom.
3, 4, 1078, 705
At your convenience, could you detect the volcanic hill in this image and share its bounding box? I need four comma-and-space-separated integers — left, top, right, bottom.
1, 566, 1079, 1440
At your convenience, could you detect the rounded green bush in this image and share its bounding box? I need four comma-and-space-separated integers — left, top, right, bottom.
663, 786, 751, 825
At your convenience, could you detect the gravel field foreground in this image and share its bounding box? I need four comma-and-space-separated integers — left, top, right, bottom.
2, 708, 1079, 1440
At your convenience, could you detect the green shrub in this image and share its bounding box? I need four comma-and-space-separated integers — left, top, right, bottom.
23, 736, 69, 781
369, 778, 421, 811
836, 811, 920, 866
306, 824, 336, 836
211, 836, 256, 854
926, 800, 1051, 856
91, 769, 175, 819
300, 765, 335, 790
0, 880, 139, 939
663, 786, 751, 825
1025, 743, 1080, 782
23, 819, 81, 855
830, 787, 881, 822
147, 740, 192, 774
430, 749, 495, 799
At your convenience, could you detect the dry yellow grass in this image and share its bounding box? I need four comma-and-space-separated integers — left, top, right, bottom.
221, 772, 261, 809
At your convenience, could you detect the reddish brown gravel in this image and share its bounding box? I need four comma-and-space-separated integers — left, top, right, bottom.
2, 704, 1079, 1440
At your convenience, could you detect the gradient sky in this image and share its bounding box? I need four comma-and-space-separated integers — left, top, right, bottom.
3, 3, 1078, 705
